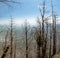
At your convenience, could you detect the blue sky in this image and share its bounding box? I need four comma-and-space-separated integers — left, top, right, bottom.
0, 0, 40, 19
0, 0, 60, 20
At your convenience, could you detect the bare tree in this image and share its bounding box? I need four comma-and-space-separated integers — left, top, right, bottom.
3, 30, 8, 50
49, 24, 52, 58
52, 15, 56, 56
10, 17, 13, 58
34, 18, 42, 58
35, 28, 42, 58
44, 18, 49, 58
24, 19, 29, 58
39, 0, 47, 58
14, 32, 17, 58
1, 30, 9, 58
1, 45, 10, 58
51, 0, 57, 56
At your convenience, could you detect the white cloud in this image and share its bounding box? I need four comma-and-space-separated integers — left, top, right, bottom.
14, 17, 37, 26
0, 17, 37, 26
0, 17, 60, 26
0, 20, 9, 25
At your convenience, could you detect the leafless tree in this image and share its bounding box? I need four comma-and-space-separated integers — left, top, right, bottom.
44, 18, 49, 58
35, 28, 42, 58
10, 17, 13, 58
1, 30, 9, 58
39, 0, 47, 58
52, 15, 56, 56
1, 45, 10, 58
24, 19, 29, 58
49, 24, 52, 58
14, 32, 17, 58
3, 30, 8, 50
51, 0, 57, 56
34, 18, 42, 58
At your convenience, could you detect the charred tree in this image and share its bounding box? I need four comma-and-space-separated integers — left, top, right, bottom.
52, 15, 56, 56
35, 18, 42, 58
1, 31, 9, 58
38, 0, 47, 58
49, 24, 52, 58
36, 30, 42, 58
14, 33, 17, 58
1, 45, 10, 58
51, 0, 56, 56
44, 18, 49, 58
10, 18, 13, 58
24, 20, 28, 58
3, 30, 8, 50
40, 0, 46, 58
34, 27, 41, 58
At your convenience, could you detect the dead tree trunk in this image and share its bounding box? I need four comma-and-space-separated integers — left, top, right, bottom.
1, 31, 9, 58
37, 42, 40, 58
10, 18, 13, 58
51, 0, 56, 56
49, 24, 52, 58
44, 19, 48, 58
36, 31, 41, 58
35, 18, 42, 58
25, 20, 28, 58
14, 37, 16, 58
52, 15, 56, 56
26, 30, 28, 58
1, 45, 10, 58
41, 0, 46, 58
3, 30, 8, 50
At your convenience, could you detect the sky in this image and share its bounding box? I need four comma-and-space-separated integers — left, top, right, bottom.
0, 0, 60, 25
